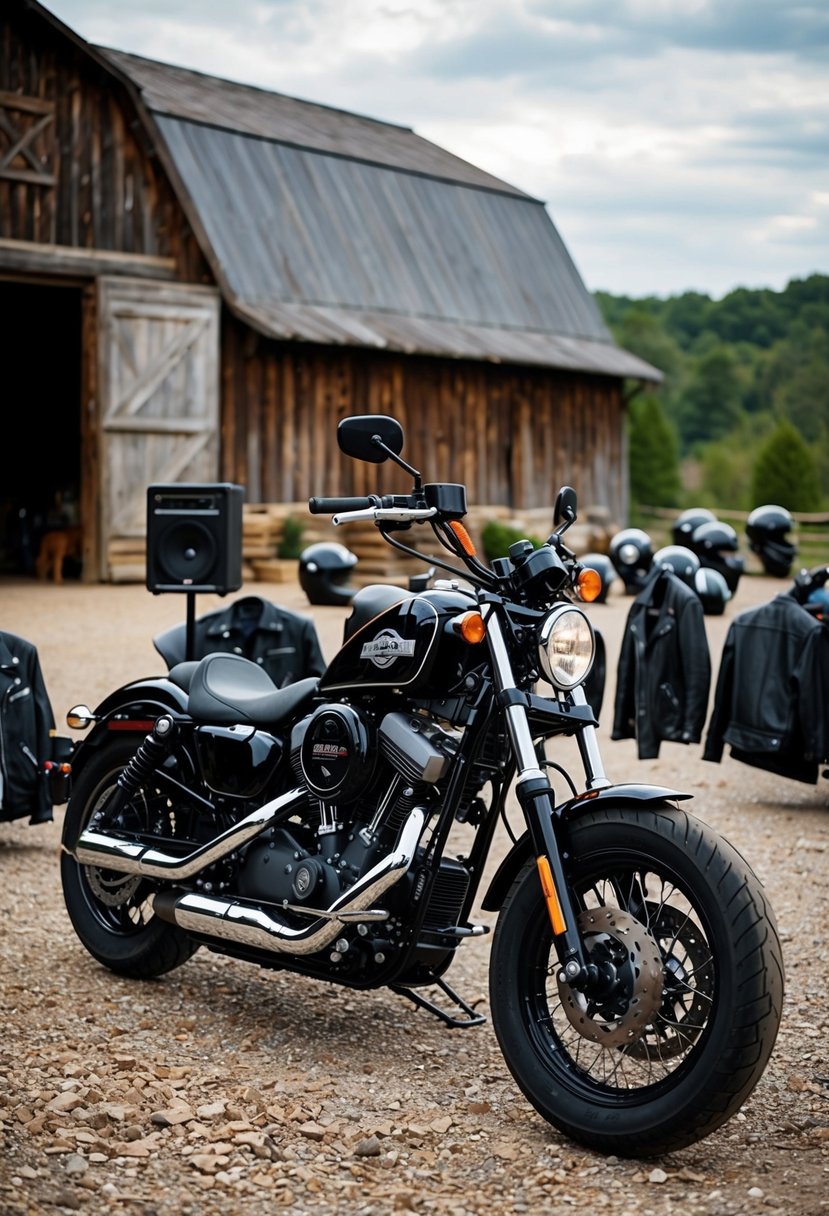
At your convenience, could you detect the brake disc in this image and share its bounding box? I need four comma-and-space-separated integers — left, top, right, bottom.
557, 906, 664, 1048
623, 901, 713, 1060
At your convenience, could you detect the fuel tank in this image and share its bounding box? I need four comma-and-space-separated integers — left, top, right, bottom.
320, 586, 477, 698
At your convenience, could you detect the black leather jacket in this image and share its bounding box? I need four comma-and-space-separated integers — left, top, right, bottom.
703, 589, 829, 783
611, 568, 711, 759
0, 631, 56, 823
153, 595, 326, 689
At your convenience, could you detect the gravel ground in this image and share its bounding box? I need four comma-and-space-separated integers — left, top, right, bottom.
0, 569, 827, 1216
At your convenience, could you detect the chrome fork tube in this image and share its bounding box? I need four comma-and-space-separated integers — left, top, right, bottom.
569, 685, 612, 789
482, 608, 545, 786
482, 603, 593, 983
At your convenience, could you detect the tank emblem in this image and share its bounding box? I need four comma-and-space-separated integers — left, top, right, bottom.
360, 629, 416, 668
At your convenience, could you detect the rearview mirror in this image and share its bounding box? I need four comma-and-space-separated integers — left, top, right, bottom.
337, 415, 404, 464
553, 485, 578, 528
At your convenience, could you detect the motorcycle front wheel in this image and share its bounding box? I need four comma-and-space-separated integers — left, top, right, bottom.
61, 739, 200, 980
489, 803, 784, 1157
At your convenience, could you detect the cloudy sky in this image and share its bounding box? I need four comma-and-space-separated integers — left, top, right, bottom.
44, 0, 829, 300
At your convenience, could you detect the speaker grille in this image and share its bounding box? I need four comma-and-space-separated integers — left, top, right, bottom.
146, 483, 244, 595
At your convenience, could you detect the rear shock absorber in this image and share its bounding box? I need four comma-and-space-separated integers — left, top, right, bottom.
105, 715, 177, 820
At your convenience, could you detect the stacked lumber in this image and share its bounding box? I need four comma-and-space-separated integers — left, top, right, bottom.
108, 537, 147, 584
245, 503, 336, 584
344, 520, 427, 589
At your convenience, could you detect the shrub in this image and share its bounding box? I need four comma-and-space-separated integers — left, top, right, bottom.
481, 521, 543, 562
277, 515, 305, 559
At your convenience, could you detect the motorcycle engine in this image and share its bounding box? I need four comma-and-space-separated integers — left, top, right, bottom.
236, 705, 459, 911
298, 705, 376, 803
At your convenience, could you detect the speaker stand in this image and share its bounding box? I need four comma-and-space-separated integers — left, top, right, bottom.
185, 591, 197, 662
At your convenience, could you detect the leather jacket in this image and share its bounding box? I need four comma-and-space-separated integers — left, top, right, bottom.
611, 568, 711, 759
703, 589, 829, 783
153, 595, 326, 688
0, 631, 56, 823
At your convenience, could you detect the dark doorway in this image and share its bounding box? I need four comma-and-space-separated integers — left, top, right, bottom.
1, 280, 82, 577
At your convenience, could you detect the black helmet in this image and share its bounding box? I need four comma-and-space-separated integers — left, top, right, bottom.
746, 504, 794, 544
608, 528, 653, 593
793, 565, 829, 619
693, 567, 731, 615
805, 585, 829, 621
689, 521, 744, 594
746, 505, 797, 577
652, 544, 700, 588
299, 542, 359, 606
578, 553, 616, 603
690, 520, 739, 554
671, 507, 716, 548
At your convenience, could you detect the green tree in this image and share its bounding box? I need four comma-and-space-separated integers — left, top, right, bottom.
750, 420, 823, 511
698, 414, 775, 511
675, 345, 745, 450
628, 394, 681, 508
612, 309, 685, 390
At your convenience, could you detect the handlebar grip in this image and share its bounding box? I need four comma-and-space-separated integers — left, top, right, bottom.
308, 495, 375, 515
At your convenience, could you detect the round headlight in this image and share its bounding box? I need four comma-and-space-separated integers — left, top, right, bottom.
538, 606, 595, 690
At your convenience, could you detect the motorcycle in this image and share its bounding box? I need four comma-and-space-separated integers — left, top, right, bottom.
60, 415, 784, 1157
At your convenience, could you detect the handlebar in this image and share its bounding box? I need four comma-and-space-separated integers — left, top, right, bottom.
308, 495, 376, 515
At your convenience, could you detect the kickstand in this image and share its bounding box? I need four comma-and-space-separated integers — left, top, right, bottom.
391, 974, 487, 1029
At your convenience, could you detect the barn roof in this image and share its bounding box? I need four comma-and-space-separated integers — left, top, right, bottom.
100, 48, 659, 382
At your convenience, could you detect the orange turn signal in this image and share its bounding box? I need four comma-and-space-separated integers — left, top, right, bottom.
536, 855, 567, 936
455, 611, 486, 644
448, 520, 477, 557
577, 567, 602, 603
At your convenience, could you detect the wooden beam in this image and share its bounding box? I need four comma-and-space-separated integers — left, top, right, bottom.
0, 238, 177, 280
0, 91, 56, 115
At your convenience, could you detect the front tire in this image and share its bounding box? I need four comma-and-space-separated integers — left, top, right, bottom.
61, 739, 200, 979
489, 804, 784, 1157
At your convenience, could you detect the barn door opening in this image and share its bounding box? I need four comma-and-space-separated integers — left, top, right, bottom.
0, 279, 82, 578
96, 277, 221, 582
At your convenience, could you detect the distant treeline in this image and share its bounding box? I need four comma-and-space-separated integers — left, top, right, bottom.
594, 274, 829, 514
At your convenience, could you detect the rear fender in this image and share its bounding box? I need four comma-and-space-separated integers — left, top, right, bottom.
67, 676, 191, 782
481, 783, 691, 913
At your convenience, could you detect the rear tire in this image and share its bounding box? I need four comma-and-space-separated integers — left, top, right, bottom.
61, 739, 200, 979
489, 803, 784, 1156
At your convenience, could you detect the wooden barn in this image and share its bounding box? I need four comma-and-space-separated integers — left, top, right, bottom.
0, 0, 659, 583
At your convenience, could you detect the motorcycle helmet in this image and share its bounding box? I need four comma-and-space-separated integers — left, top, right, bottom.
578, 553, 616, 604
689, 521, 744, 594
608, 528, 653, 594
805, 585, 829, 621
745, 505, 798, 578
693, 567, 731, 616
671, 507, 716, 548
652, 544, 700, 589
793, 565, 829, 620
298, 542, 359, 606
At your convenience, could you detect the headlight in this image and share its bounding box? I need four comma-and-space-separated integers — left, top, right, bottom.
538, 606, 595, 690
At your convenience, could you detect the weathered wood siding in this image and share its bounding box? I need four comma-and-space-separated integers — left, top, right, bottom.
0, 9, 208, 281
220, 313, 625, 519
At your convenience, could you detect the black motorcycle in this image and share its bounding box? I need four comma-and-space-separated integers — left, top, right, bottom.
60, 415, 783, 1157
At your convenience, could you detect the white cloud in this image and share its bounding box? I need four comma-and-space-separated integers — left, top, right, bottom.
41, 0, 829, 298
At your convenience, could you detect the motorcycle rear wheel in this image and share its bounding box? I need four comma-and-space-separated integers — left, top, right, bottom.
61, 739, 200, 979
489, 803, 784, 1157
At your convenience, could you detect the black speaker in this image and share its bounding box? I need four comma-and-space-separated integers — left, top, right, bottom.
146, 483, 244, 595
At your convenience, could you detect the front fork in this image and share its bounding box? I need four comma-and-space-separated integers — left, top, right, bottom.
484, 608, 606, 988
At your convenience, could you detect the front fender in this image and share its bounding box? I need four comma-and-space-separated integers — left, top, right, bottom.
480, 783, 691, 913
67, 676, 191, 783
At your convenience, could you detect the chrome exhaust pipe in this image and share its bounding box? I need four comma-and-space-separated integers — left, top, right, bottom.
70, 787, 307, 880
152, 806, 425, 957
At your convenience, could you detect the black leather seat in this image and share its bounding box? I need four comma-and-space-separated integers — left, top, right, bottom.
187, 652, 318, 726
